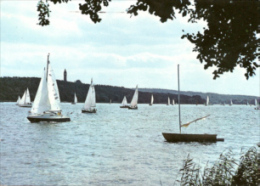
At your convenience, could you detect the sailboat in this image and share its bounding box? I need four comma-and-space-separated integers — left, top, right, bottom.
71, 93, 77, 104
18, 88, 32, 107
149, 94, 154, 106
120, 96, 129, 108
167, 97, 170, 105
255, 99, 260, 110
128, 85, 138, 109
82, 78, 97, 113
16, 96, 21, 105
172, 99, 175, 105
230, 99, 233, 106
162, 64, 224, 142
27, 54, 70, 122
205, 96, 209, 106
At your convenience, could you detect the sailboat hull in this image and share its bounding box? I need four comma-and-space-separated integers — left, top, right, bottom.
82, 109, 97, 113
19, 104, 32, 108
162, 133, 223, 142
120, 105, 129, 108
27, 114, 70, 123
128, 106, 138, 110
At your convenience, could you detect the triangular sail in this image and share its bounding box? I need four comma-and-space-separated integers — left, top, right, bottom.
20, 90, 26, 104
206, 96, 209, 106
74, 93, 78, 103
122, 96, 128, 106
31, 68, 51, 114
151, 94, 154, 105
172, 99, 175, 105
47, 64, 61, 111
168, 97, 170, 105
255, 99, 257, 106
230, 99, 233, 105
25, 88, 31, 104
17, 96, 21, 104
130, 85, 138, 107
84, 79, 96, 110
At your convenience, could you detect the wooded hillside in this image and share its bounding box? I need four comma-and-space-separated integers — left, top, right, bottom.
0, 77, 204, 104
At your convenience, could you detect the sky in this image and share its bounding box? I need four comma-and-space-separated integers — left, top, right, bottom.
1, 1, 259, 96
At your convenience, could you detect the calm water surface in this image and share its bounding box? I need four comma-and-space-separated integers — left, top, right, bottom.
0, 103, 259, 185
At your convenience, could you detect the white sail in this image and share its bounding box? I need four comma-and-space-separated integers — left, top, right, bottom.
16, 96, 21, 104
122, 96, 128, 106
25, 88, 31, 104
168, 97, 170, 105
130, 85, 138, 107
19, 90, 26, 105
31, 68, 51, 114
172, 99, 175, 105
47, 64, 61, 111
84, 79, 96, 110
206, 96, 209, 106
230, 99, 233, 105
74, 93, 78, 103
255, 99, 257, 106
151, 94, 154, 105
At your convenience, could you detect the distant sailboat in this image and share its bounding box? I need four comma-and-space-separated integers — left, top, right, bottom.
255, 99, 260, 110
120, 96, 128, 108
167, 97, 170, 105
172, 99, 175, 105
16, 96, 21, 105
162, 64, 224, 142
18, 88, 32, 107
82, 78, 97, 113
230, 99, 233, 106
149, 94, 154, 106
205, 96, 209, 106
27, 54, 70, 122
129, 85, 138, 109
72, 93, 78, 104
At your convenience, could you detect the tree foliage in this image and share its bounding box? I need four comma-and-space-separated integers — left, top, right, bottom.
36, 0, 259, 79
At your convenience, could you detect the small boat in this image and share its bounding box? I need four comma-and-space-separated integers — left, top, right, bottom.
167, 97, 170, 105
172, 99, 175, 105
27, 54, 70, 123
82, 78, 97, 113
128, 85, 138, 109
18, 88, 32, 107
230, 99, 233, 106
16, 96, 21, 105
255, 99, 260, 110
71, 93, 78, 104
149, 94, 154, 106
120, 96, 129, 108
162, 64, 223, 143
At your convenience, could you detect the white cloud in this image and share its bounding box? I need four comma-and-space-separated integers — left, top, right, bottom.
1, 1, 259, 96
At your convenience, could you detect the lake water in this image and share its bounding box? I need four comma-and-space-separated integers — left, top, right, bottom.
0, 103, 259, 185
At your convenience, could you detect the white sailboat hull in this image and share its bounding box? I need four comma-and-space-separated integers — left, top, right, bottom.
82, 108, 97, 113
19, 103, 32, 108
27, 112, 70, 122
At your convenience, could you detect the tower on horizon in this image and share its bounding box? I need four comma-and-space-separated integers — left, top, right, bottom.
64, 69, 67, 82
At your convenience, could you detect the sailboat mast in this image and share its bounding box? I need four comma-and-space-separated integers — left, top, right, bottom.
46, 53, 50, 82
178, 64, 181, 133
